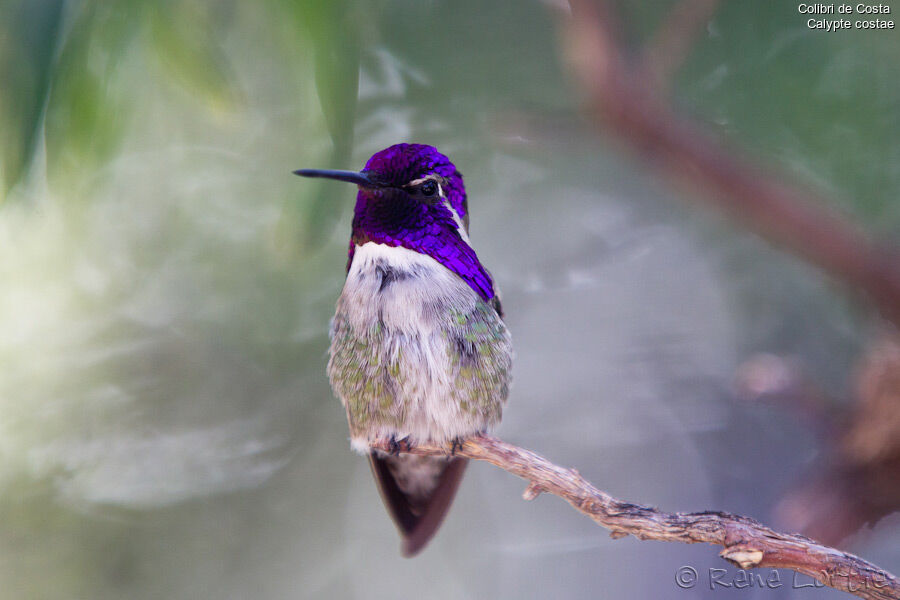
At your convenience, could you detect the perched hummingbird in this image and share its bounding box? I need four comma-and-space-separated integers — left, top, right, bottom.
295, 143, 512, 556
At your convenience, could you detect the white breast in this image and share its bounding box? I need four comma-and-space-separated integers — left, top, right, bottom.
340, 242, 481, 335
332, 241, 499, 448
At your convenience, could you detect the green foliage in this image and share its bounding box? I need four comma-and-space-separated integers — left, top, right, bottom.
44, 3, 139, 189
0, 0, 64, 199
273, 0, 364, 251
147, 0, 242, 113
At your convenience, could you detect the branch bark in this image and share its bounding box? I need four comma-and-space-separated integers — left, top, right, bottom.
642, 0, 721, 93
371, 435, 900, 600
562, 0, 900, 328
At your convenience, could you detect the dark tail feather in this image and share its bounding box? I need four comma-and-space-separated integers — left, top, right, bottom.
368, 453, 468, 557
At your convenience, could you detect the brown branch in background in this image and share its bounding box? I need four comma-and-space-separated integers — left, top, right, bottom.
733, 353, 842, 437
562, 0, 900, 328
642, 0, 721, 93
777, 334, 900, 546
732, 340, 900, 545
371, 436, 900, 600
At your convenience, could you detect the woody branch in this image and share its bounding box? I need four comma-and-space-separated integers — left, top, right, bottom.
371, 435, 900, 600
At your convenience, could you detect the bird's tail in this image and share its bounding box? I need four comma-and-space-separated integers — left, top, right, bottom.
368, 452, 468, 557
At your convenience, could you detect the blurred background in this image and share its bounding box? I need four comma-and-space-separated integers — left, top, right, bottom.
1, 0, 898, 598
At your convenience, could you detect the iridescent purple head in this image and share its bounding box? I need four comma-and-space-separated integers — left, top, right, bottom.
294, 143, 495, 301
362, 144, 468, 226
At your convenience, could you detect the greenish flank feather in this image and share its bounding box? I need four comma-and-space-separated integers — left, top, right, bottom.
328, 298, 511, 436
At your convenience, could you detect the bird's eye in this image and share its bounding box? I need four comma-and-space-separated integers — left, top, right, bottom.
419, 180, 438, 197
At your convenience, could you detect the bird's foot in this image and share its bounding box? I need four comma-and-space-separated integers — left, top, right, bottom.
387, 435, 412, 455
450, 437, 465, 456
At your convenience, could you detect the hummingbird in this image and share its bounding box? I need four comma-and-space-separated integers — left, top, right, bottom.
294, 143, 512, 556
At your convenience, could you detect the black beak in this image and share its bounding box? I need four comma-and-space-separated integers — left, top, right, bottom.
292, 168, 375, 187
